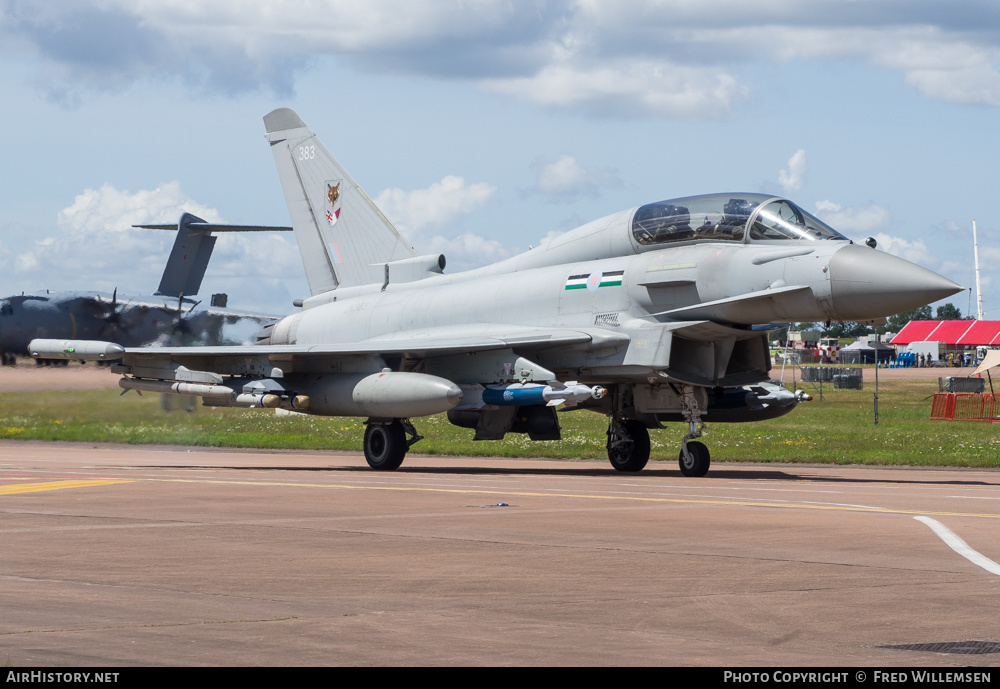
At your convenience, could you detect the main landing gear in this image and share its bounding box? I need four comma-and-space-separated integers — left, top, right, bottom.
606, 416, 650, 472
362, 418, 423, 470
604, 384, 712, 476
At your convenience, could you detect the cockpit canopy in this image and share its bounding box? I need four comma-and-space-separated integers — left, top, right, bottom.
632, 193, 847, 246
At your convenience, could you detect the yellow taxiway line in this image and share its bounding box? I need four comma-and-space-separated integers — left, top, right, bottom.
0, 479, 134, 496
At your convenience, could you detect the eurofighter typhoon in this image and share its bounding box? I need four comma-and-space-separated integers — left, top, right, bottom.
30, 109, 962, 476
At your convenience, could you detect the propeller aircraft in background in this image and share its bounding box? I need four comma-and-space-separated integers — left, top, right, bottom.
2, 214, 289, 365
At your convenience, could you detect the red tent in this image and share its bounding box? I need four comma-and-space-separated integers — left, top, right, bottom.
892, 320, 1000, 346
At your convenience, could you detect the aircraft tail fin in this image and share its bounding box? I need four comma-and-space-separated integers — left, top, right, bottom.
134, 215, 292, 298
263, 108, 418, 294
151, 213, 216, 298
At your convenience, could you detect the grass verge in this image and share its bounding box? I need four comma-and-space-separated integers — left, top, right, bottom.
0, 378, 997, 467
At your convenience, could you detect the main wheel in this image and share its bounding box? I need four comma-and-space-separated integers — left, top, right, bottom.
363, 421, 407, 471
607, 419, 650, 472
679, 440, 710, 477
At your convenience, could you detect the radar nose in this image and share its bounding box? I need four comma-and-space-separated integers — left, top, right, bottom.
828, 244, 962, 320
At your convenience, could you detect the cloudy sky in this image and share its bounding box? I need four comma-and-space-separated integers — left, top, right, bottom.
1, 0, 998, 318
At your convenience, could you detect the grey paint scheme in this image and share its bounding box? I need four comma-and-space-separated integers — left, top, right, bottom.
263, 108, 419, 294
30, 108, 962, 474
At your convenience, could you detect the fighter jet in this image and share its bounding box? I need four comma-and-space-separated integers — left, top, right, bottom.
30, 108, 962, 476
2, 214, 290, 364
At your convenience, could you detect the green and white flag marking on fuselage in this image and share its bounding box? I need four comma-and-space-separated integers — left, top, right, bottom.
564, 270, 624, 291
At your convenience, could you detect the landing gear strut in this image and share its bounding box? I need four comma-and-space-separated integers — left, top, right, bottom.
363, 418, 423, 471
678, 386, 710, 477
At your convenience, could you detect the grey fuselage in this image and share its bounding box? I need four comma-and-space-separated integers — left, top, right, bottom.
263, 199, 958, 392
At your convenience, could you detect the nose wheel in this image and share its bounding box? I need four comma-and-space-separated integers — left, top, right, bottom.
678, 385, 710, 477
679, 440, 710, 477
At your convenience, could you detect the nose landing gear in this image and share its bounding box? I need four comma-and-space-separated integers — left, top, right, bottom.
678, 386, 710, 476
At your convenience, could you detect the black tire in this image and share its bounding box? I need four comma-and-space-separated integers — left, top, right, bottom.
607, 420, 650, 472
364, 421, 407, 471
679, 440, 710, 477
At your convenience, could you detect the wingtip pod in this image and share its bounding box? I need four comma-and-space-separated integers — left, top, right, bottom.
29, 339, 125, 361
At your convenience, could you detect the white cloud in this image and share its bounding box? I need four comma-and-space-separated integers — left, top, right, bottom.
482, 59, 748, 120
373, 175, 495, 235
13, 182, 225, 287
534, 155, 591, 197
6, 2, 1000, 113
112, 0, 520, 49
814, 200, 891, 234
12, 183, 301, 313
778, 149, 806, 193
530, 154, 622, 202
372, 175, 508, 270
57, 181, 224, 233
870, 233, 934, 265
10, 178, 506, 309
422, 232, 517, 272
904, 65, 1000, 107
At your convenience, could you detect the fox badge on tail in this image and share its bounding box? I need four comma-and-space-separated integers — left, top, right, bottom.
263, 108, 418, 294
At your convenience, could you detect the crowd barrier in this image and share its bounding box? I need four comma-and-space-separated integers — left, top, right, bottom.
930, 393, 1000, 422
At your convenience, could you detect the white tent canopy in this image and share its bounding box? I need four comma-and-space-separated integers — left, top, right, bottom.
971, 349, 1000, 377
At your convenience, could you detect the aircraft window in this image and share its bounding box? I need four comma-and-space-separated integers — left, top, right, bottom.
633, 195, 763, 245
633, 202, 694, 244
750, 200, 846, 241
633, 194, 847, 246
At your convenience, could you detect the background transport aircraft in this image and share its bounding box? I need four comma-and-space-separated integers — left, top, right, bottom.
2, 214, 289, 364
30, 108, 962, 476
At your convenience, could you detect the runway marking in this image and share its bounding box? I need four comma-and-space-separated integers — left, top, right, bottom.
4, 473, 999, 521
0, 479, 133, 496
914, 516, 1000, 576
138, 477, 1000, 520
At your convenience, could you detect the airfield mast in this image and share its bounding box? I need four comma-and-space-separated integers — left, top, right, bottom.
974, 220, 984, 320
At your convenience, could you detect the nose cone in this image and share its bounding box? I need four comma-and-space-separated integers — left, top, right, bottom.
829, 244, 962, 321
446, 384, 464, 408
